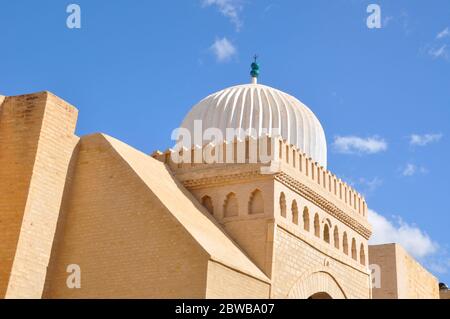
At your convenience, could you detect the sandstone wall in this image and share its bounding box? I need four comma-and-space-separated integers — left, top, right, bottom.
0, 92, 78, 298
205, 261, 270, 298
273, 227, 371, 299
188, 178, 275, 276
43, 134, 209, 298
368, 244, 398, 299
272, 181, 371, 299
396, 245, 439, 299
369, 244, 439, 299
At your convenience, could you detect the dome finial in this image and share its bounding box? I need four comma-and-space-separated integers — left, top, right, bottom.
250, 54, 259, 84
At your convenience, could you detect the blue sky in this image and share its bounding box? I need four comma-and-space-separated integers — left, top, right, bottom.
1, 0, 449, 284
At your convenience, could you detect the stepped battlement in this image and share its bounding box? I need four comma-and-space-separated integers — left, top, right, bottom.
152, 134, 367, 221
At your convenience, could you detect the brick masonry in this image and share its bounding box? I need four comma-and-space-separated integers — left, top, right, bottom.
0, 92, 78, 298
0, 91, 442, 299
369, 244, 439, 299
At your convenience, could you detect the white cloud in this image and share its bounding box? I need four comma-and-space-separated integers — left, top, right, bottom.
263, 4, 277, 15
383, 16, 394, 28
437, 27, 450, 39
401, 163, 428, 177
368, 209, 438, 259
210, 37, 237, 62
378, 12, 410, 34
428, 260, 450, 274
424, 27, 450, 61
410, 133, 443, 146
399, 11, 412, 36
425, 27, 450, 61
428, 45, 449, 60
402, 163, 416, 176
202, 0, 243, 31
339, 176, 383, 197
333, 136, 387, 155
359, 177, 383, 194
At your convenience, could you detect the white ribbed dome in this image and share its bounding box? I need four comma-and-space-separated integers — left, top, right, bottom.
180, 83, 327, 168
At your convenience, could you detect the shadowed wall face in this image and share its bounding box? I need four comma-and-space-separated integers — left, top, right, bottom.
369, 244, 440, 299
0, 93, 78, 298
43, 134, 211, 298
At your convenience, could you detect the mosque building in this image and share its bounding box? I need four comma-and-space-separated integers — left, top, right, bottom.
0, 61, 442, 299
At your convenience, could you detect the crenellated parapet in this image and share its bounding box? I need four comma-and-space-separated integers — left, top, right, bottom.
151, 135, 368, 223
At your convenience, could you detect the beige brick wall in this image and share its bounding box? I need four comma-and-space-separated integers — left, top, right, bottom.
272, 181, 370, 299
206, 261, 270, 298
396, 245, 439, 299
188, 179, 275, 276
369, 244, 439, 299
273, 227, 371, 299
222, 219, 274, 278
43, 134, 210, 298
369, 244, 398, 299
3, 89, 437, 300
0, 94, 43, 297
176, 166, 371, 299
274, 182, 369, 268
0, 92, 78, 298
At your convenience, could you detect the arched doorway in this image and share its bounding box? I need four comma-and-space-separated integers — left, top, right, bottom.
288, 269, 347, 299
308, 292, 333, 299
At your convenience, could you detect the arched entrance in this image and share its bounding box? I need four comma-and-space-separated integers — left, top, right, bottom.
287, 269, 347, 299
308, 292, 333, 299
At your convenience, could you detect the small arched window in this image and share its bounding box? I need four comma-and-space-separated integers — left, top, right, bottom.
314, 214, 320, 238
248, 189, 264, 215
351, 238, 357, 261
323, 224, 330, 244
292, 200, 299, 225
303, 207, 310, 231
201, 195, 214, 215
343, 232, 349, 255
224, 193, 238, 218
333, 226, 339, 249
360, 244, 366, 266
280, 192, 286, 218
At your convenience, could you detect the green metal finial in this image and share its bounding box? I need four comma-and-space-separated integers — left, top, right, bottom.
250, 55, 260, 78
